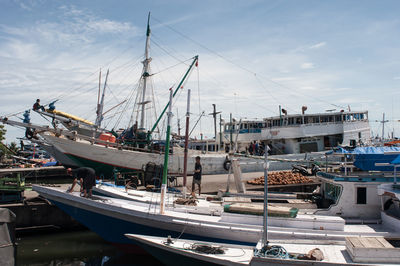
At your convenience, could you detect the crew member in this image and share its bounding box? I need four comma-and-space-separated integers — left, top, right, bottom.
191, 156, 202, 196
66, 167, 96, 198
33, 99, 45, 111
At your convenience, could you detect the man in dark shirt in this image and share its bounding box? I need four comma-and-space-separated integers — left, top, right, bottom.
66, 167, 96, 197
32, 99, 45, 111
191, 156, 202, 196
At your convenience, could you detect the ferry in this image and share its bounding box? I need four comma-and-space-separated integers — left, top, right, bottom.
222, 110, 371, 154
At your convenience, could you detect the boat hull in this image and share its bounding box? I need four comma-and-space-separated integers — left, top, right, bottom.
34, 186, 260, 249
40, 134, 264, 178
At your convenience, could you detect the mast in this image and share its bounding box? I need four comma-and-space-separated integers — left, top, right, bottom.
149, 55, 198, 139
183, 89, 191, 197
219, 114, 223, 151
139, 12, 152, 129
381, 113, 388, 141
209, 104, 221, 141
262, 144, 269, 246
97, 69, 101, 108
160, 88, 173, 214
95, 69, 109, 127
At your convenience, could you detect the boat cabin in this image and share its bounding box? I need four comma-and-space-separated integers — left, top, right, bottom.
221, 111, 370, 154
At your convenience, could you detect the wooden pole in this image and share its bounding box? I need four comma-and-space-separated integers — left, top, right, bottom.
183, 89, 191, 197
263, 144, 269, 246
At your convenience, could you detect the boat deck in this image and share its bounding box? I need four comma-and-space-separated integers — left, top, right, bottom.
126, 233, 399, 265
41, 185, 399, 242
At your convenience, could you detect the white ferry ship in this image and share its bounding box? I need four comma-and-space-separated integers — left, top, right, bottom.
221, 110, 371, 154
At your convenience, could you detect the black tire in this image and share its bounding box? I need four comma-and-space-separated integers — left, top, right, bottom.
223, 159, 231, 171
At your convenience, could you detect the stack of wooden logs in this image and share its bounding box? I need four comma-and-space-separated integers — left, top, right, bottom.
247, 171, 313, 186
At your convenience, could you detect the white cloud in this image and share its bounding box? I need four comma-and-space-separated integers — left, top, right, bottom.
0, 5, 139, 48
301, 62, 314, 69
309, 42, 326, 49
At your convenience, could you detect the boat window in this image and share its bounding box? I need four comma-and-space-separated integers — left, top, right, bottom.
360, 113, 364, 120
258, 123, 263, 128
296, 117, 302, 124
356, 187, 367, 204
324, 182, 341, 204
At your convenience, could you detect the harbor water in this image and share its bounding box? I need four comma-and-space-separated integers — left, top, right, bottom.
16, 230, 163, 266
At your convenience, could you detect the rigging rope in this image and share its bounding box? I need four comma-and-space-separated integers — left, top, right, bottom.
152, 15, 346, 111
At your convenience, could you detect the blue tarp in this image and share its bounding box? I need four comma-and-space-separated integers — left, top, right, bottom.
391, 155, 400, 165
327, 146, 400, 171
353, 147, 400, 171
325, 147, 350, 155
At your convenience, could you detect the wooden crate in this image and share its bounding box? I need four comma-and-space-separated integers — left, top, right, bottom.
346, 236, 400, 263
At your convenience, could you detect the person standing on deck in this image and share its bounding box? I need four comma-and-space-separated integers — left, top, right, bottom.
66, 167, 96, 198
191, 156, 202, 196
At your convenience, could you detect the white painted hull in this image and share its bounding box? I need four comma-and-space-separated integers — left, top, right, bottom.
40, 133, 266, 176
33, 185, 399, 245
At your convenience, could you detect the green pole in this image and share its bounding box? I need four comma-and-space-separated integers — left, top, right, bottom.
148, 56, 198, 140
160, 88, 173, 214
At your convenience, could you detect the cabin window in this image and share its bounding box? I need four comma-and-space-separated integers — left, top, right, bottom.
324, 183, 341, 204
356, 187, 367, 204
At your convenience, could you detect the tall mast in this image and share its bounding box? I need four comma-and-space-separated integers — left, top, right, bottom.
96, 69, 109, 127
183, 89, 191, 197
209, 104, 221, 140
381, 113, 388, 141
160, 88, 173, 214
97, 69, 101, 108
139, 12, 152, 129
262, 144, 269, 246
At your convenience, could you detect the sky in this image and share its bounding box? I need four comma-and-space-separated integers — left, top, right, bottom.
1, 0, 400, 143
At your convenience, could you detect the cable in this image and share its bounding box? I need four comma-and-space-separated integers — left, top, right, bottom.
152, 15, 346, 110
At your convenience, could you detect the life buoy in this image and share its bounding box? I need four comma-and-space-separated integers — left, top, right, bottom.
223, 158, 232, 171
25, 128, 34, 139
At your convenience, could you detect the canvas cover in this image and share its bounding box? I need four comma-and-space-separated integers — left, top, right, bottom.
328, 146, 400, 171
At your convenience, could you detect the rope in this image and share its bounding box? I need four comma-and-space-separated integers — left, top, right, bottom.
151, 15, 346, 110
253, 244, 289, 259
197, 63, 202, 136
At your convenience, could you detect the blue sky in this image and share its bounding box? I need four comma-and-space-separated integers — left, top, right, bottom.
1, 0, 400, 143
